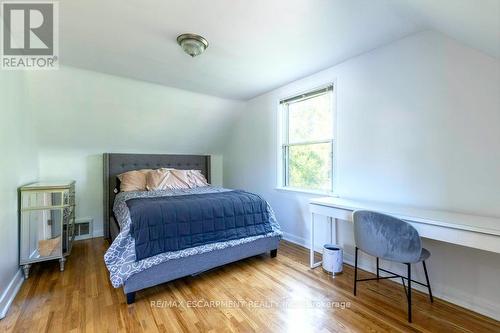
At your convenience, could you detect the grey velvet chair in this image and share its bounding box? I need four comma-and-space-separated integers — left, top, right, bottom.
352, 210, 433, 323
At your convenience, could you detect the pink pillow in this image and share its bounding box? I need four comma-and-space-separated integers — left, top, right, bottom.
117, 169, 151, 192
187, 170, 209, 188
146, 169, 190, 190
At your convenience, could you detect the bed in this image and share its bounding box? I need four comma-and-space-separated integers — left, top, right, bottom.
102, 153, 282, 304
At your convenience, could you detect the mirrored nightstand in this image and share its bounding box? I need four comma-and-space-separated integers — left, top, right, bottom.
19, 181, 76, 278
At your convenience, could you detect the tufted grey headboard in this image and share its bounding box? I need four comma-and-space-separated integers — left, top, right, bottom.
103, 153, 211, 239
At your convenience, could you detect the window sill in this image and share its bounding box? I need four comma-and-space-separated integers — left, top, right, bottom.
275, 186, 339, 197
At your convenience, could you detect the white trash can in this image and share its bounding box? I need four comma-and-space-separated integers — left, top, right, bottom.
322, 244, 343, 275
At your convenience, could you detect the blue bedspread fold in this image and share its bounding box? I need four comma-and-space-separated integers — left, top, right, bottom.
128, 190, 273, 260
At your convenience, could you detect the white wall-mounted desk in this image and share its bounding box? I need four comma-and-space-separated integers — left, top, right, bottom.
309, 197, 500, 268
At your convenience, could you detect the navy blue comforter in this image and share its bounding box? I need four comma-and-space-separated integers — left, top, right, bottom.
127, 190, 273, 261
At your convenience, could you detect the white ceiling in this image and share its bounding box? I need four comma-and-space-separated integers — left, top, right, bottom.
59, 0, 500, 100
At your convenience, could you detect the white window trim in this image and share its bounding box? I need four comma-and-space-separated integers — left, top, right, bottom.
276, 82, 338, 195
275, 186, 339, 197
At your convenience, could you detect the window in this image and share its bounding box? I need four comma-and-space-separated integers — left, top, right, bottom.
279, 85, 335, 193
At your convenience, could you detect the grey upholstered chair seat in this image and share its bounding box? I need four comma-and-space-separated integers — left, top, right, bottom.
352, 210, 433, 323
419, 248, 431, 261
353, 210, 425, 263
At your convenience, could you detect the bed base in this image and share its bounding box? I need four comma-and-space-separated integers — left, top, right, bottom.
123, 236, 280, 304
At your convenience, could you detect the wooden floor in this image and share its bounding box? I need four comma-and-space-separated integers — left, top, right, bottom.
1, 239, 498, 333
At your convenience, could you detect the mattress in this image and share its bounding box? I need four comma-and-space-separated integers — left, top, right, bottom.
104, 186, 282, 288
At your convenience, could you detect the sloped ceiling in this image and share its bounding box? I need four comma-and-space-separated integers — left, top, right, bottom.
393, 0, 500, 58
58, 0, 500, 100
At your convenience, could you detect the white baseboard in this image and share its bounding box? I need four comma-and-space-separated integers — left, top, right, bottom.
281, 233, 500, 321
0, 269, 24, 320
281, 231, 324, 253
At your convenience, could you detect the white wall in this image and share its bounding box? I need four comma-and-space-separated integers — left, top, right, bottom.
224, 31, 500, 319
0, 72, 38, 318
26, 67, 243, 236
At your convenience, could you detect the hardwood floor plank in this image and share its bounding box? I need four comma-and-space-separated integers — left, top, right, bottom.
1, 238, 498, 333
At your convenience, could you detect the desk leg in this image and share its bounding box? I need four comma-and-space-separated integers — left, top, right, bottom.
334, 218, 338, 244
328, 217, 339, 245
310, 212, 323, 269
329, 217, 333, 243
310, 212, 315, 268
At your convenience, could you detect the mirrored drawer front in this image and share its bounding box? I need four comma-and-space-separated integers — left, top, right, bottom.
21, 190, 69, 209
20, 209, 63, 262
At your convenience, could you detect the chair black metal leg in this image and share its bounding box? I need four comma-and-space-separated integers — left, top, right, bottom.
270, 249, 277, 258
423, 260, 433, 303
354, 247, 358, 296
401, 276, 407, 296
376, 257, 379, 280
407, 263, 412, 323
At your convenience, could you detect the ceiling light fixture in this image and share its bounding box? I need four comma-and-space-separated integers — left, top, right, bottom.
177, 33, 209, 57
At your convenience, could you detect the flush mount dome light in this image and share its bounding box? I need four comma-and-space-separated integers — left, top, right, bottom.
177, 33, 209, 57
